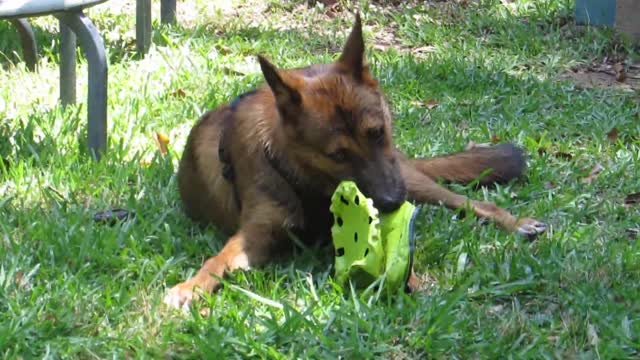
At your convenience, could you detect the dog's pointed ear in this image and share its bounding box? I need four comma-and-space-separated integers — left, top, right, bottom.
338, 13, 365, 80
258, 55, 301, 113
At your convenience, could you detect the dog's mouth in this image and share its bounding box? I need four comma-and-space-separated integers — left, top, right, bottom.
357, 179, 407, 214
358, 183, 406, 213
373, 196, 404, 213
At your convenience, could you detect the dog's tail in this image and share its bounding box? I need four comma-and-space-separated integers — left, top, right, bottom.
408, 143, 526, 185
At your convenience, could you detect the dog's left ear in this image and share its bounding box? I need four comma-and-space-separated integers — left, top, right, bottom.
338, 13, 366, 81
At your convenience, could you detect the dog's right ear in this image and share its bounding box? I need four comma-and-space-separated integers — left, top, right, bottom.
258, 55, 301, 121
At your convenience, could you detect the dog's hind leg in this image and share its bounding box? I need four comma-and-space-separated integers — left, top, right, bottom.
400, 159, 546, 238
405, 143, 526, 186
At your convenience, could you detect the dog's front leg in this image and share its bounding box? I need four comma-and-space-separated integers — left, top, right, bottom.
400, 160, 546, 238
163, 222, 278, 310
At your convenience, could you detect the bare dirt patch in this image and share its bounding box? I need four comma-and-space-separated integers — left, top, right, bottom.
561, 61, 640, 92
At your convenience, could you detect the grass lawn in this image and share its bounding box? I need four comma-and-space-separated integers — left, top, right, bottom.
1, 0, 639, 357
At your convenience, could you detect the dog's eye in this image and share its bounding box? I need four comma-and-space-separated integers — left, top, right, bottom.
367, 127, 385, 143
329, 149, 348, 163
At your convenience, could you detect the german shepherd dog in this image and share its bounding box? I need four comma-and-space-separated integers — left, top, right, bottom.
164, 15, 546, 309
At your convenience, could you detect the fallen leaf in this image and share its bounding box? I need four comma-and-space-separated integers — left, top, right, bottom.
93, 209, 135, 225
488, 304, 504, 315
626, 228, 640, 239
199, 307, 211, 317
373, 44, 389, 52
613, 63, 626, 82
465, 141, 491, 151
411, 100, 439, 109
215, 44, 231, 55
490, 134, 501, 144
15, 272, 24, 287
324, 2, 342, 17
581, 163, 604, 184
587, 324, 599, 347
624, 192, 640, 206
170, 89, 186, 98
607, 127, 619, 142
155, 132, 170, 155
553, 151, 573, 160
411, 46, 437, 55
221, 67, 246, 76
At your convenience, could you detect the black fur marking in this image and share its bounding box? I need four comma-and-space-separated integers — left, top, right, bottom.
264, 148, 333, 243
229, 89, 257, 111
219, 107, 243, 210
335, 106, 356, 136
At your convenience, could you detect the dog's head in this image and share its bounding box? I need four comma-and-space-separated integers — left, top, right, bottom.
259, 14, 406, 212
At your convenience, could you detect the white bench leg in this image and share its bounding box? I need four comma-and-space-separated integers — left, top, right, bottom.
161, 0, 176, 24
10, 19, 38, 71
55, 11, 108, 159
136, 0, 151, 55
59, 20, 76, 106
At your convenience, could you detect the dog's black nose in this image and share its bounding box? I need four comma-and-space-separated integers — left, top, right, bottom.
374, 194, 404, 213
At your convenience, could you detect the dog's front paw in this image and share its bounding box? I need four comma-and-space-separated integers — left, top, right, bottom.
516, 218, 547, 240
164, 281, 198, 311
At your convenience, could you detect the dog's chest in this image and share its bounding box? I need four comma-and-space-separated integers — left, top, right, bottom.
294, 193, 333, 245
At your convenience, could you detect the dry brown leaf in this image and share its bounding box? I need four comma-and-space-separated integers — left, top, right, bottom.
411, 100, 439, 109
553, 151, 573, 160
613, 63, 626, 82
412, 46, 437, 55
490, 134, 501, 144
607, 127, 619, 142
581, 163, 604, 184
324, 1, 343, 17
15, 272, 24, 287
215, 44, 232, 55
222, 67, 246, 76
373, 44, 389, 52
465, 141, 491, 150
155, 132, 170, 155
624, 192, 640, 206
170, 89, 186, 98
626, 228, 640, 239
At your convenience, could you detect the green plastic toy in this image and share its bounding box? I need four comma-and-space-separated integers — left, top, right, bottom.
330, 181, 419, 292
